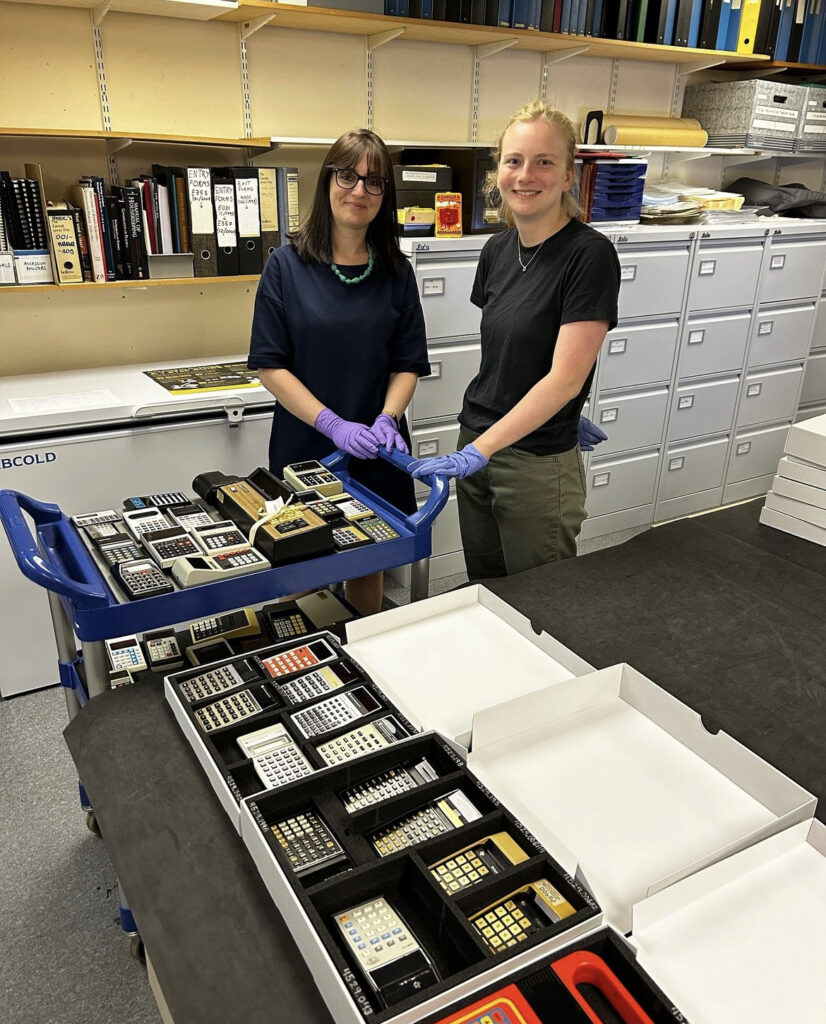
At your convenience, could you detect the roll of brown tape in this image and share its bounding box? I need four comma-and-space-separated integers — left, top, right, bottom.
604, 124, 709, 147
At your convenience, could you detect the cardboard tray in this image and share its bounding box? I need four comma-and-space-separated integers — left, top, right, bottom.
466, 663, 815, 932
344, 586, 594, 754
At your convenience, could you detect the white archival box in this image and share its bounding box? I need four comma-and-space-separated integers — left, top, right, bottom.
629, 818, 826, 1023
765, 490, 826, 528
778, 454, 826, 490
465, 663, 815, 932
759, 505, 826, 545
344, 585, 594, 753
771, 473, 826, 509
784, 412, 826, 466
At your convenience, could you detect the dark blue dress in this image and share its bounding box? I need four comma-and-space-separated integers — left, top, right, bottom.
247, 245, 430, 514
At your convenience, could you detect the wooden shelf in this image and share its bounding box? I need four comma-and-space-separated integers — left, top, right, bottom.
0, 127, 271, 149
2, 0, 239, 20
724, 59, 826, 78
1, 275, 260, 293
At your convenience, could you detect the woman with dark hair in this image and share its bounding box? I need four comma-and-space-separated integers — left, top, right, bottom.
248, 129, 430, 615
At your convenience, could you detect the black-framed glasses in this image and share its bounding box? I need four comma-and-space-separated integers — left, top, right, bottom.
327, 165, 387, 196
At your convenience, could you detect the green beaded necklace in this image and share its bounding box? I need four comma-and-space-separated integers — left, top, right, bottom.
330, 245, 375, 286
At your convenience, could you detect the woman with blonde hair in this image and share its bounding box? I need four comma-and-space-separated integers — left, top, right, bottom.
411, 100, 621, 579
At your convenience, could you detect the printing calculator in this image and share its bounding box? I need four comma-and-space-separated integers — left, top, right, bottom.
316, 716, 409, 767
178, 655, 264, 703
194, 680, 280, 733
258, 637, 337, 680
192, 521, 249, 554
289, 686, 382, 739
270, 810, 347, 877
114, 559, 174, 600
470, 880, 576, 955
283, 460, 342, 497
278, 659, 359, 706
428, 833, 529, 895
370, 790, 483, 857
236, 722, 315, 790
341, 757, 439, 813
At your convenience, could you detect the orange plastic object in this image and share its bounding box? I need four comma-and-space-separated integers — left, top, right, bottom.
434, 983, 543, 1024
551, 950, 656, 1024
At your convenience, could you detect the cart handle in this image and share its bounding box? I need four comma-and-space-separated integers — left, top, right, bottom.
0, 490, 110, 607
322, 446, 449, 532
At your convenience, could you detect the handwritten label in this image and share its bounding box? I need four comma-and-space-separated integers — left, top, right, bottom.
187, 168, 214, 235
213, 184, 237, 248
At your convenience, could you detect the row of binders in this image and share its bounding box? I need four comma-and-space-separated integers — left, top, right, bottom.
386, 0, 826, 58
0, 163, 299, 285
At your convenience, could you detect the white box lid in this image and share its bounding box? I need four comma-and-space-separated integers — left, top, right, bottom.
784, 412, 826, 467
630, 819, 826, 1024
466, 663, 815, 932
344, 585, 594, 752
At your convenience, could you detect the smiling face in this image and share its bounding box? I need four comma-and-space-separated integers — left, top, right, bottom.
497, 118, 574, 229
329, 155, 384, 236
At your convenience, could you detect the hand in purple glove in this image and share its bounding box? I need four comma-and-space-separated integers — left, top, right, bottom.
409, 442, 488, 480
370, 413, 409, 454
577, 415, 608, 452
314, 407, 378, 460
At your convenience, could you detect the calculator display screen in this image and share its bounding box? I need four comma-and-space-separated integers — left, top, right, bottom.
308, 640, 333, 660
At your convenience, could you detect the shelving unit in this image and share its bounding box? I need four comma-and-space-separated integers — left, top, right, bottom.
3, 275, 260, 293
0, 127, 272, 150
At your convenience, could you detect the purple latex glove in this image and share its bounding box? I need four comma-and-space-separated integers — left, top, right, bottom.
578, 415, 608, 452
409, 442, 488, 480
370, 413, 409, 454
314, 407, 379, 460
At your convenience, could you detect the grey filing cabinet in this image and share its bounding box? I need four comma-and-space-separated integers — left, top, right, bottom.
389, 236, 486, 585
797, 293, 826, 422
581, 226, 692, 539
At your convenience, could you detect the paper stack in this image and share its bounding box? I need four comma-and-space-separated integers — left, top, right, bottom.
760, 413, 826, 545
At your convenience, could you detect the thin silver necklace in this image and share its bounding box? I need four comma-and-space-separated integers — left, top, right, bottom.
516, 234, 546, 273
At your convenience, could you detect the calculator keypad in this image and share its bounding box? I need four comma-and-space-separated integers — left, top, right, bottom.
150, 534, 201, 562
116, 560, 174, 600
268, 611, 312, 641
371, 805, 451, 856
98, 536, 143, 566
215, 549, 264, 570
279, 666, 345, 705
431, 846, 496, 894
359, 517, 401, 543
85, 521, 123, 542
195, 689, 262, 732
334, 899, 419, 973
199, 528, 247, 551
260, 641, 333, 679
332, 525, 371, 549
252, 743, 314, 789
179, 664, 245, 702
316, 717, 405, 766
290, 691, 369, 738
341, 760, 435, 813
270, 811, 345, 876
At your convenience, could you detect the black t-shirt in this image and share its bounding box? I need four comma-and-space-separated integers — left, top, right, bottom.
460, 220, 621, 454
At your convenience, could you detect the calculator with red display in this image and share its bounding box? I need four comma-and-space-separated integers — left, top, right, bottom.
258, 637, 337, 679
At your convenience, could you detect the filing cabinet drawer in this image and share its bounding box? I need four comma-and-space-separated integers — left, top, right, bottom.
800, 350, 826, 406
679, 312, 750, 378
594, 386, 669, 456
586, 449, 660, 517
761, 240, 826, 304
616, 250, 689, 319
410, 341, 479, 424
658, 435, 729, 501
726, 422, 790, 484
689, 244, 763, 312
599, 321, 679, 390
811, 296, 826, 352
737, 364, 804, 427
415, 258, 481, 339
410, 422, 461, 497
749, 304, 816, 368
668, 375, 739, 441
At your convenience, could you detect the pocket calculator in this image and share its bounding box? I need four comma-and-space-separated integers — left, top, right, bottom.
143, 628, 184, 671
370, 790, 482, 857
124, 491, 189, 510
167, 502, 215, 532
304, 498, 344, 522
283, 460, 343, 497
97, 533, 143, 568
332, 524, 372, 550
258, 637, 337, 680
192, 521, 249, 554
432, 985, 543, 1024
359, 517, 401, 543
71, 509, 122, 530
194, 681, 280, 733
337, 499, 374, 522
429, 834, 529, 895
105, 634, 147, 674
123, 506, 169, 540
236, 722, 315, 790
178, 656, 264, 702
270, 810, 347, 877
470, 880, 576, 955
262, 605, 313, 642
333, 897, 439, 1007
189, 608, 261, 644
278, 660, 359, 706
171, 547, 271, 587
114, 559, 175, 600
84, 521, 124, 542
316, 716, 409, 766
341, 757, 439, 813
290, 686, 382, 739
142, 527, 202, 569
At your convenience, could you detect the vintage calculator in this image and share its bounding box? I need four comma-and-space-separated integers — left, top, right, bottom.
333, 897, 439, 1008
370, 790, 483, 857
278, 660, 359, 706
96, 533, 143, 569
433, 985, 543, 1024
194, 680, 280, 733
124, 491, 189, 511
316, 716, 409, 767
122, 506, 169, 540
332, 524, 372, 550
337, 498, 374, 522
470, 880, 576, 955
283, 460, 343, 497
178, 655, 264, 702
105, 634, 147, 674
83, 521, 124, 543
236, 722, 315, 790
142, 527, 202, 569
192, 520, 249, 554
189, 607, 261, 644
71, 509, 122, 530
143, 628, 184, 671
289, 686, 382, 739
304, 498, 344, 522
270, 810, 347, 877
258, 637, 337, 680
429, 834, 529, 895
341, 757, 439, 813
114, 559, 175, 600
262, 604, 313, 642
171, 547, 271, 587
359, 517, 401, 543
167, 502, 215, 532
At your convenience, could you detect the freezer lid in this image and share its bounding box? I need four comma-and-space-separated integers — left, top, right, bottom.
0, 356, 273, 438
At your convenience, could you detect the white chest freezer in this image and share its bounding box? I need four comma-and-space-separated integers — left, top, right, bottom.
0, 357, 274, 697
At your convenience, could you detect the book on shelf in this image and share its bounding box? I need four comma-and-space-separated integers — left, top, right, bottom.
211, 171, 239, 277
276, 166, 300, 246
186, 167, 217, 277
66, 184, 106, 282
257, 167, 279, 264
46, 209, 83, 284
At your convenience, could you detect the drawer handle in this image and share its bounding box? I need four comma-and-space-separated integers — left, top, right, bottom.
416, 440, 439, 457
608, 337, 627, 355
770, 254, 786, 270
422, 361, 442, 381
699, 259, 716, 276
592, 472, 610, 487
421, 276, 445, 296
620, 265, 636, 282
747, 383, 762, 397
600, 408, 618, 424
736, 441, 752, 455
688, 329, 705, 345
678, 395, 695, 410
758, 320, 774, 335
668, 456, 685, 471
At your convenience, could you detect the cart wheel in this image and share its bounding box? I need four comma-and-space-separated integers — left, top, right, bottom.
129, 935, 145, 962
85, 811, 100, 835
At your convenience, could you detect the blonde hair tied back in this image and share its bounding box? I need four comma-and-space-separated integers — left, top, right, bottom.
485, 99, 581, 226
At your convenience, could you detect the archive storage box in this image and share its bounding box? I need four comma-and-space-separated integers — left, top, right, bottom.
796, 83, 826, 153
682, 80, 807, 152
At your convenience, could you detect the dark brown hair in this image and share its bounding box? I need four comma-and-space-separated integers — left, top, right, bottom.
292, 129, 406, 276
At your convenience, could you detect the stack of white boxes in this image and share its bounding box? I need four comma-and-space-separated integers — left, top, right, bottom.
760, 412, 826, 544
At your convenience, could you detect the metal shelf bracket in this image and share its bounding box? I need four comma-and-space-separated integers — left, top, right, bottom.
92, 1, 112, 27
676, 58, 725, 80
105, 138, 133, 155
475, 39, 518, 59
241, 15, 275, 40
543, 46, 590, 65
368, 28, 405, 50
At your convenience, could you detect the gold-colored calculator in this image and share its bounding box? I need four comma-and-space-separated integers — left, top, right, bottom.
470, 880, 576, 954
428, 833, 529, 895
